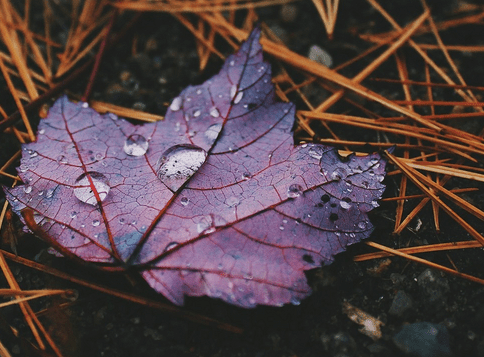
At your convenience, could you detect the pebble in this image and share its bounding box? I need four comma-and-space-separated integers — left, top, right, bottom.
417, 268, 450, 303
308, 45, 333, 68
393, 322, 451, 357
389, 290, 413, 317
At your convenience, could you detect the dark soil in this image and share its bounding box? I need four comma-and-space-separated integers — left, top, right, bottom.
1, 1, 484, 356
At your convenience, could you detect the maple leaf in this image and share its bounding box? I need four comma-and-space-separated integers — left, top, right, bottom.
4, 28, 387, 308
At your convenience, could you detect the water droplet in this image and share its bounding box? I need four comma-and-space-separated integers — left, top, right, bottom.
230, 85, 237, 99
19, 164, 29, 172
287, 184, 303, 198
56, 155, 68, 164
242, 172, 251, 180
81, 102, 89, 108
217, 263, 223, 270
196, 88, 202, 95
119, 218, 125, 224
358, 221, 367, 230
83, 237, 90, 244
108, 113, 118, 120
340, 201, 351, 210
28, 150, 38, 158
95, 153, 104, 161
180, 197, 189, 206
209, 107, 220, 118
234, 91, 243, 104
205, 123, 222, 143
45, 188, 55, 198
279, 225, 284, 231
169, 96, 182, 111
349, 233, 356, 238
308, 146, 323, 160
229, 60, 235, 66
23, 186, 32, 194
291, 297, 301, 306
70, 211, 77, 219
92, 219, 100, 227
282, 219, 288, 224
226, 196, 240, 207
38, 129, 45, 135
301, 143, 308, 148
73, 172, 110, 206
331, 167, 347, 181
38, 190, 44, 196
164, 242, 178, 252
157, 144, 207, 191
371, 201, 379, 208
123, 134, 149, 156
193, 109, 201, 117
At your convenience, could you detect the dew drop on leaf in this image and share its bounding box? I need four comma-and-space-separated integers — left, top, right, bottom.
56, 155, 68, 164
331, 167, 346, 181
73, 172, 110, 206
358, 221, 367, 230
180, 197, 189, 206
123, 134, 149, 156
157, 144, 207, 191
209, 107, 220, 118
92, 219, 100, 227
226, 196, 240, 207
234, 91, 243, 104
45, 188, 55, 198
169, 96, 182, 111
193, 109, 201, 118
340, 201, 351, 210
23, 186, 32, 194
308, 146, 323, 160
230, 85, 237, 100
205, 123, 222, 144
287, 184, 303, 198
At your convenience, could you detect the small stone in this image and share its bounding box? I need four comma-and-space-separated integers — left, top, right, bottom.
393, 322, 452, 357
389, 290, 413, 316
308, 45, 333, 68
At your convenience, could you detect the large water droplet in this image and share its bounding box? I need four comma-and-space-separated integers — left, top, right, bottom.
157, 144, 207, 191
73, 172, 110, 206
209, 107, 220, 118
287, 184, 303, 198
123, 134, 149, 156
234, 91, 243, 104
205, 123, 222, 144
169, 96, 182, 111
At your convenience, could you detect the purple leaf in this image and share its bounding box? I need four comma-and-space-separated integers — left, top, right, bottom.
4, 28, 387, 308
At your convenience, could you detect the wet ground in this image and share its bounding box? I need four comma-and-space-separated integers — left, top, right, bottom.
1, 1, 484, 356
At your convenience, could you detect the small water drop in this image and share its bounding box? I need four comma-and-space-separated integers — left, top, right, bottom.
287, 184, 303, 198
205, 123, 222, 144
230, 85, 237, 99
23, 186, 32, 194
169, 97, 182, 111
340, 201, 351, 210
157, 144, 207, 191
301, 143, 308, 148
242, 172, 251, 180
123, 134, 149, 156
19, 164, 29, 172
209, 107, 220, 118
229, 60, 235, 66
291, 297, 301, 306
95, 153, 104, 161
28, 150, 38, 158
73, 172, 110, 206
38, 190, 44, 196
119, 218, 125, 224
282, 219, 288, 224
70, 211, 77, 219
56, 155, 68, 164
226, 196, 240, 207
217, 263, 223, 270
164, 242, 178, 252
358, 221, 367, 230
108, 113, 118, 120
196, 88, 202, 95
279, 225, 284, 231
308, 147, 323, 160
45, 188, 55, 198
331, 167, 347, 181
38, 129, 45, 135
92, 219, 100, 227
234, 91, 243, 104
193, 109, 201, 117
371, 201, 379, 208
180, 197, 189, 206
81, 102, 89, 108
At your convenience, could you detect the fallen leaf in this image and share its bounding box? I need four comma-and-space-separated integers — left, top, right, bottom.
3, 28, 388, 308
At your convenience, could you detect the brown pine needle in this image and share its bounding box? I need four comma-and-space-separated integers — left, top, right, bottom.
90, 101, 164, 122
361, 241, 484, 285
